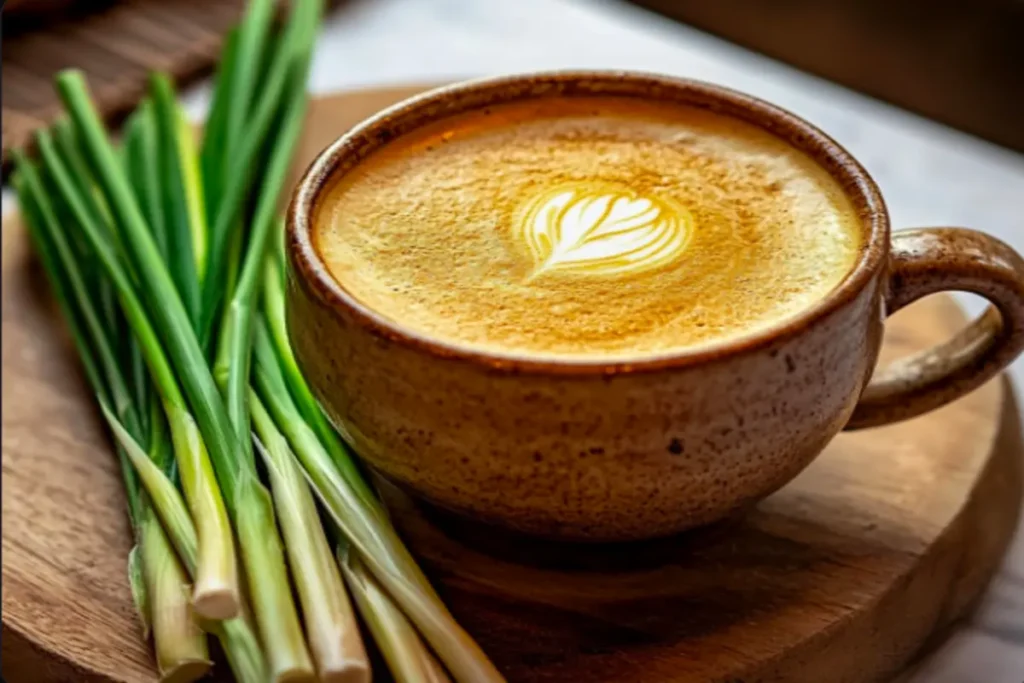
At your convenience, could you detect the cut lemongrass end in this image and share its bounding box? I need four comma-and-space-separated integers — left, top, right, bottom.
251, 404, 370, 683
165, 405, 239, 621
191, 585, 239, 621
339, 547, 452, 683
140, 513, 211, 683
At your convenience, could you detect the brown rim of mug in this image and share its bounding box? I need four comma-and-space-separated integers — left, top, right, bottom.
287, 70, 889, 375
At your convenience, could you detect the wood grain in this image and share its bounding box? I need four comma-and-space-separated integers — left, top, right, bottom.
2, 87, 1022, 683
0, 0, 342, 173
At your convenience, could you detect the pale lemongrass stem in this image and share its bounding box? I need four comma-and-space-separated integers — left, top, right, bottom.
33, 128, 240, 620
251, 398, 371, 683
271, 412, 501, 682
139, 512, 211, 683
232, 477, 317, 683
104, 407, 267, 682
339, 549, 452, 683
127, 545, 150, 639
164, 404, 238, 619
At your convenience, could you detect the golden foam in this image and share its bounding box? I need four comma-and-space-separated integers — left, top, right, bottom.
316, 96, 862, 359
516, 181, 693, 280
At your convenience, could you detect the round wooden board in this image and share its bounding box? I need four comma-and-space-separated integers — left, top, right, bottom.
2, 86, 1022, 683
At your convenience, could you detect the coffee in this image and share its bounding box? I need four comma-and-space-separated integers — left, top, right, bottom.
315, 95, 862, 359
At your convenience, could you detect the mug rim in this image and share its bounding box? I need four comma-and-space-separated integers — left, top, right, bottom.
288, 69, 890, 375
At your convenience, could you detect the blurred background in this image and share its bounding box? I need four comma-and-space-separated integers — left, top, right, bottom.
4, 0, 1023, 163
3, 0, 1023, 681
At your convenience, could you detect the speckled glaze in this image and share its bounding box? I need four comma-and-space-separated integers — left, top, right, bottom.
287, 71, 1024, 541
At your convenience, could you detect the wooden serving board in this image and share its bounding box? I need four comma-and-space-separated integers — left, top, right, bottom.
2, 86, 1022, 683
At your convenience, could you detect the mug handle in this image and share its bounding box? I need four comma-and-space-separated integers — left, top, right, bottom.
846, 227, 1024, 430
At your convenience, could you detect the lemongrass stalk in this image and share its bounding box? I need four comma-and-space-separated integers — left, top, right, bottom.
15, 151, 141, 447
122, 102, 168, 261
34, 128, 239, 620
213, 69, 311, 448
14, 170, 210, 680
251, 324, 503, 683
47, 58, 318, 678
232, 475, 316, 681
139, 511, 212, 683
175, 106, 208, 281
251, 397, 371, 683
200, 28, 239, 211
105, 411, 267, 683
200, 0, 322, 343
261, 259, 377, 509
53, 119, 121, 250
217, 0, 274, 189
58, 71, 237, 502
55, 121, 137, 411
252, 320, 432, 602
15, 166, 144, 592
151, 74, 201, 325
339, 547, 451, 683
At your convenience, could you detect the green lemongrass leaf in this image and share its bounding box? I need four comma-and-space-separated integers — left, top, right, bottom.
21, 151, 256, 677
217, 0, 274, 186
251, 398, 370, 683
59, 117, 150, 439
147, 395, 174, 472
251, 340, 502, 682
56, 70, 241, 507
17, 169, 207, 679
200, 0, 322, 343
34, 127, 178, 417
127, 544, 151, 639
53, 118, 122, 259
16, 166, 144, 543
105, 406, 198, 568
132, 336, 153, 448
139, 512, 212, 683
258, 281, 377, 509
175, 106, 208, 281
200, 27, 239, 211
58, 73, 315, 670
165, 404, 238, 620
251, 324, 421, 588
338, 548, 451, 683
15, 150, 143, 456
110, 412, 266, 681
35, 125, 240, 619
232, 476, 316, 682
213, 66, 311, 454
151, 73, 201, 325
123, 102, 169, 261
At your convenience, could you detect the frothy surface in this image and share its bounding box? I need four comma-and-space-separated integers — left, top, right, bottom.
316, 96, 862, 359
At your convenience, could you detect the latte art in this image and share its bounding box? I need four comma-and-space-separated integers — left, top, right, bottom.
317, 95, 862, 359
517, 182, 693, 279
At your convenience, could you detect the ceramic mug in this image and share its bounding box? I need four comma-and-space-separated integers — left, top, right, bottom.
287, 71, 1024, 541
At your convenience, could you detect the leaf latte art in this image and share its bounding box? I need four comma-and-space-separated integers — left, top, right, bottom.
516, 182, 693, 279
318, 95, 862, 358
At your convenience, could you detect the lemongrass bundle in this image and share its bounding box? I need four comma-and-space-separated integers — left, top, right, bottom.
15, 0, 507, 678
